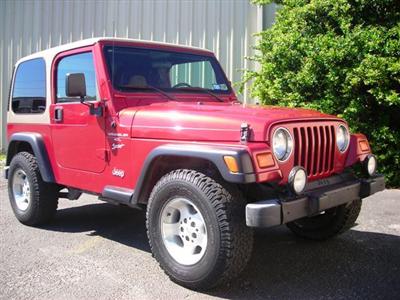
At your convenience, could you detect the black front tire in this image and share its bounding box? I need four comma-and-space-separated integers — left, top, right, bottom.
8, 152, 59, 226
287, 199, 362, 240
146, 169, 253, 290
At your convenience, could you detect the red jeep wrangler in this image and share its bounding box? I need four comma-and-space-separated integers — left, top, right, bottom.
5, 38, 384, 290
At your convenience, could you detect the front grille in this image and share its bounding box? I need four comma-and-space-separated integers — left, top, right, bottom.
293, 125, 336, 177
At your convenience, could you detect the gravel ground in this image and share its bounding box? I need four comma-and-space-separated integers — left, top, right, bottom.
0, 173, 399, 300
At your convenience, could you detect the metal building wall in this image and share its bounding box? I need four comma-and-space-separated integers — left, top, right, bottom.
0, 0, 274, 150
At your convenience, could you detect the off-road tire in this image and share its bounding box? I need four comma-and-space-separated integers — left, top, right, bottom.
287, 199, 362, 240
8, 152, 59, 226
146, 169, 253, 290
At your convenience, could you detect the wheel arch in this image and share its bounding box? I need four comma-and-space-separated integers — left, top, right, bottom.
6, 133, 55, 182
132, 144, 256, 205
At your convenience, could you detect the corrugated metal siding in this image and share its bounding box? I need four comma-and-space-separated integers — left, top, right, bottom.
0, 0, 276, 150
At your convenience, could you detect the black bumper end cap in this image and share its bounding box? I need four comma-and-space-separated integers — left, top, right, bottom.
360, 174, 385, 198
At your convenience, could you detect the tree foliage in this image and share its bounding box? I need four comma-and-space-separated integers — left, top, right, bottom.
244, 0, 400, 186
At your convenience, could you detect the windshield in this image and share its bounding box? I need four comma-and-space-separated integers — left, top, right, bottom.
103, 46, 231, 94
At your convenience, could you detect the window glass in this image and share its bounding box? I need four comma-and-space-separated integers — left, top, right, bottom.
56, 52, 97, 102
170, 61, 223, 90
103, 46, 230, 94
12, 58, 46, 114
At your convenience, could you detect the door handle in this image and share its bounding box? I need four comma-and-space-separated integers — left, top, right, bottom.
54, 107, 63, 122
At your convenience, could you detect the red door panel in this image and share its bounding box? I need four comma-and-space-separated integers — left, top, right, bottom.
50, 102, 106, 173
50, 47, 106, 174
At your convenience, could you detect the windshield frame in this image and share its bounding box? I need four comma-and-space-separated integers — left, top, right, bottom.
101, 42, 234, 97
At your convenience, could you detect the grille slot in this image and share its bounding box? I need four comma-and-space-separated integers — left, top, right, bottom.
293, 125, 336, 177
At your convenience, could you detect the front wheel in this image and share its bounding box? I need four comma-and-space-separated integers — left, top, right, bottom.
146, 169, 253, 290
287, 199, 362, 240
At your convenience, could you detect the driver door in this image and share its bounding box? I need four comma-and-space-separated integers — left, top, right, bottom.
50, 49, 106, 173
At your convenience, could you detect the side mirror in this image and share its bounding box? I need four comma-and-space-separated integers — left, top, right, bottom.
66, 73, 86, 99
65, 73, 102, 117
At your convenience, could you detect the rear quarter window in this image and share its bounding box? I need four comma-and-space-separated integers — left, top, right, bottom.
12, 58, 46, 114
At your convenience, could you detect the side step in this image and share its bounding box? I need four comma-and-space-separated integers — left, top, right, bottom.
100, 186, 142, 209
59, 188, 82, 200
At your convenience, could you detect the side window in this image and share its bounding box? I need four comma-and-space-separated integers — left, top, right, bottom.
56, 52, 97, 103
12, 58, 46, 114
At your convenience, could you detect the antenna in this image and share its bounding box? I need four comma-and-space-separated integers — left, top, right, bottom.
112, 20, 116, 87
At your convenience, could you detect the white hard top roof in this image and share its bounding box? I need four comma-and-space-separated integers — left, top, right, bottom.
16, 37, 214, 65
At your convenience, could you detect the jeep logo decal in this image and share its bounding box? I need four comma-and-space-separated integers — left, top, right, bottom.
112, 168, 125, 178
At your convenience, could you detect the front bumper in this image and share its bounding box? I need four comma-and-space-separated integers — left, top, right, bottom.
246, 174, 385, 228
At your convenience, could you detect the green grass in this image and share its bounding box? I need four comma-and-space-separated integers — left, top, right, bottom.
0, 152, 5, 163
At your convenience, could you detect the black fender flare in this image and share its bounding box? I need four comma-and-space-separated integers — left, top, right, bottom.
131, 144, 256, 204
6, 132, 55, 182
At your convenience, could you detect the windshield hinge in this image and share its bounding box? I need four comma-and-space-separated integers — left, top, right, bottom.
240, 123, 250, 143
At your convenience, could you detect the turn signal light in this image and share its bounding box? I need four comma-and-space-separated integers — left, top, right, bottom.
256, 152, 275, 169
223, 156, 239, 173
359, 140, 370, 152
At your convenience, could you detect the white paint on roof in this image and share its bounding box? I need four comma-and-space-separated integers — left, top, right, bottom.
16, 37, 214, 66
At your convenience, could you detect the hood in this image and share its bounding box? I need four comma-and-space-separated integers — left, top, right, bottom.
120, 102, 341, 142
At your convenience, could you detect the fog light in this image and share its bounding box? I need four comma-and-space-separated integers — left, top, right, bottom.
363, 154, 377, 176
288, 166, 307, 195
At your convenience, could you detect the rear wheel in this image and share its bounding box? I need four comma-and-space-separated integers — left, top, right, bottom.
146, 169, 253, 290
287, 199, 362, 240
8, 152, 59, 226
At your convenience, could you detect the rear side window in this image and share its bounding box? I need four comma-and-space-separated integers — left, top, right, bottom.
12, 58, 46, 114
56, 52, 97, 103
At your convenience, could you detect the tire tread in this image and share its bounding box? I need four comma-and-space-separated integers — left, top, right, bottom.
287, 199, 362, 240
8, 152, 58, 226
146, 169, 253, 290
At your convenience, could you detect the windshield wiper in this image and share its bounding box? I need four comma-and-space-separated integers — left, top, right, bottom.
176, 87, 224, 102
147, 84, 177, 101
119, 84, 176, 101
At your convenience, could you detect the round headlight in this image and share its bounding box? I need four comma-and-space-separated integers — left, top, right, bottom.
272, 127, 293, 161
288, 166, 307, 195
363, 154, 377, 176
336, 125, 350, 152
